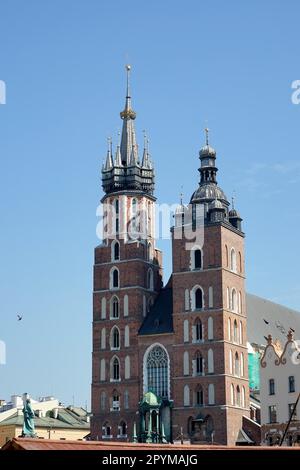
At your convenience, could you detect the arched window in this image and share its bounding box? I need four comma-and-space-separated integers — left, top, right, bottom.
241, 386, 245, 408
195, 288, 203, 309
100, 358, 106, 381
183, 319, 189, 343
184, 385, 190, 406
147, 268, 154, 290
101, 297, 106, 319
102, 421, 111, 437
101, 328, 106, 350
146, 201, 151, 236
233, 320, 238, 343
110, 267, 119, 289
124, 295, 129, 317
236, 385, 241, 407
228, 317, 231, 341
208, 317, 214, 340
226, 287, 230, 309
111, 296, 119, 319
192, 248, 202, 270
185, 289, 190, 311
194, 319, 203, 342
239, 252, 242, 273
240, 352, 244, 377
125, 355, 130, 379
124, 325, 130, 347
239, 321, 243, 345
112, 240, 120, 261
225, 245, 229, 267
238, 292, 242, 314
114, 199, 120, 235
231, 289, 237, 312
183, 351, 189, 376
230, 248, 237, 272
119, 421, 127, 437
195, 351, 204, 376
100, 391, 106, 410
229, 350, 233, 374
111, 326, 120, 350
111, 356, 120, 381
208, 384, 215, 405
115, 198, 119, 215
208, 349, 214, 374
124, 390, 129, 409
147, 242, 152, 261
208, 286, 213, 308
195, 385, 204, 406
234, 352, 240, 377
145, 345, 169, 398
231, 384, 235, 405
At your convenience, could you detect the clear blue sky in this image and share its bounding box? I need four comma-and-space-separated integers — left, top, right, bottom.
0, 0, 299, 408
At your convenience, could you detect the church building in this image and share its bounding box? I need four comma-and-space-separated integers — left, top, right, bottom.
91, 66, 250, 445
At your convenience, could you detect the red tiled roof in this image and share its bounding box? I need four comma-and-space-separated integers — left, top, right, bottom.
1, 438, 300, 451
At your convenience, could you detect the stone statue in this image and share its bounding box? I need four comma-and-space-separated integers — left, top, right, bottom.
22, 395, 36, 438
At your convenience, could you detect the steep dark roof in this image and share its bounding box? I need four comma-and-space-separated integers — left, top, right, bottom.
246, 293, 300, 347
139, 287, 173, 336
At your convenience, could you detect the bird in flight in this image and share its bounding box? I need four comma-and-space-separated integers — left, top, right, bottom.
17, 314, 23, 321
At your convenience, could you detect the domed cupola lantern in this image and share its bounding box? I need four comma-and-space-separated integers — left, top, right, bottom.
229, 196, 243, 231
190, 128, 230, 221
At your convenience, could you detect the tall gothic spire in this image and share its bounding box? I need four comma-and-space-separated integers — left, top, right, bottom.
102, 66, 155, 196
120, 65, 138, 166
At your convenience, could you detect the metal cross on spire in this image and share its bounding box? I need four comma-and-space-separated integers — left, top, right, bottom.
205, 127, 210, 146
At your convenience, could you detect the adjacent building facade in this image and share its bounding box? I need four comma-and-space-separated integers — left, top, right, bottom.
260, 331, 300, 446
91, 67, 251, 445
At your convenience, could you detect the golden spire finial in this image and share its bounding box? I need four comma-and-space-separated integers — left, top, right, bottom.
120, 64, 136, 120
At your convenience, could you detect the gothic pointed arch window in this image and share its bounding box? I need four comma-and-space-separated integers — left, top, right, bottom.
231, 288, 237, 312
114, 198, 120, 235
192, 286, 204, 310
196, 318, 203, 342
195, 288, 203, 309
208, 385, 215, 405
111, 240, 120, 261
102, 421, 111, 438
195, 385, 204, 406
231, 384, 235, 405
230, 248, 237, 272
236, 385, 241, 407
195, 351, 204, 376
144, 344, 169, 398
147, 241, 153, 261
225, 245, 229, 267
111, 356, 120, 381
234, 352, 240, 377
110, 326, 120, 350
147, 268, 154, 290
233, 319, 238, 343
110, 267, 119, 289
119, 421, 127, 437
100, 391, 106, 410
191, 247, 202, 270
110, 296, 119, 319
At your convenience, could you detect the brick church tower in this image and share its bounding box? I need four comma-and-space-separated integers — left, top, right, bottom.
168, 130, 249, 445
91, 68, 249, 445
91, 66, 162, 441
